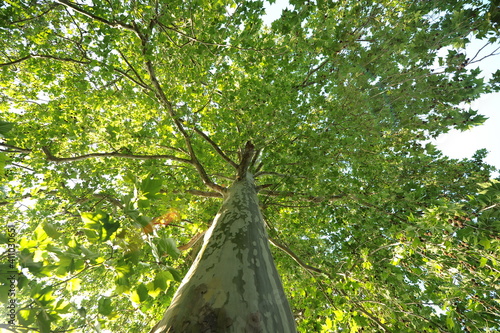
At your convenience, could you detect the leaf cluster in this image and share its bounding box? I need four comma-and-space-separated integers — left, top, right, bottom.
0, 0, 499, 331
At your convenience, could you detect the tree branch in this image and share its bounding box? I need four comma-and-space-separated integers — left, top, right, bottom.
160, 189, 223, 199
0, 143, 32, 153
298, 58, 330, 88
185, 189, 223, 198
141, 34, 225, 194
41, 146, 193, 164
54, 0, 137, 34
112, 67, 152, 90
259, 190, 345, 203
479, 202, 500, 213
0, 53, 153, 91
31, 53, 90, 65
268, 236, 330, 277
237, 141, 255, 180
177, 230, 206, 251
254, 171, 305, 178
0, 55, 31, 67
7, 3, 61, 25
0, 193, 35, 207
266, 217, 349, 294
155, 22, 274, 53
79, 193, 125, 209
192, 127, 238, 169
115, 49, 151, 90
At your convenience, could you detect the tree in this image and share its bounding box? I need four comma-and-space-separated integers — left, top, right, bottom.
0, 0, 499, 332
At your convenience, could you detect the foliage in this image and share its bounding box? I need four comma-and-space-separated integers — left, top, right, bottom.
0, 0, 499, 332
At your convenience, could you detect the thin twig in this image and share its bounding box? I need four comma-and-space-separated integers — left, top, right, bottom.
116, 49, 149, 89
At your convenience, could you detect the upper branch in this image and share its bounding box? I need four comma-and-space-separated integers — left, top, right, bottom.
0, 55, 31, 67
140, 31, 225, 194
54, 0, 137, 34
0, 54, 152, 91
192, 127, 238, 169
7, 3, 61, 25
116, 49, 150, 90
40, 3, 225, 194
0, 54, 89, 67
185, 189, 223, 198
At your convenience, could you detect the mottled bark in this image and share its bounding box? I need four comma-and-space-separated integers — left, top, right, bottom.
150, 172, 296, 333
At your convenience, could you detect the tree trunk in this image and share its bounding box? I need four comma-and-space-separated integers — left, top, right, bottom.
150, 172, 296, 333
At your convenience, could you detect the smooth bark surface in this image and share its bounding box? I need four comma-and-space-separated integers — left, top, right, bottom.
150, 173, 296, 333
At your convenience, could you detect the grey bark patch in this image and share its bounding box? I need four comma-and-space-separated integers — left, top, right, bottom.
246, 312, 263, 333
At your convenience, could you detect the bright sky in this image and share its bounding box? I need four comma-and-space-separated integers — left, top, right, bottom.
431, 39, 500, 171
263, 1, 500, 172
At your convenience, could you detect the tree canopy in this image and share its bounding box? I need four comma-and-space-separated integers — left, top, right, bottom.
1, 0, 499, 332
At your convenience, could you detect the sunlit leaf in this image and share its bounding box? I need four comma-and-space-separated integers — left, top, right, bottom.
98, 297, 113, 316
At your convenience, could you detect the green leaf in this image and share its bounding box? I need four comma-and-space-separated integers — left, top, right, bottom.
153, 271, 173, 290
66, 278, 82, 291
33, 224, 49, 243
156, 237, 180, 259
83, 229, 100, 241
46, 244, 64, 254
141, 176, 163, 199
42, 222, 61, 239
446, 313, 456, 330
479, 238, 491, 250
115, 259, 133, 277
124, 249, 141, 264
167, 266, 182, 282
98, 297, 113, 316
77, 307, 87, 317
0, 152, 8, 178
79, 245, 99, 259
131, 283, 149, 304
0, 120, 13, 136
479, 257, 488, 268
81, 212, 119, 241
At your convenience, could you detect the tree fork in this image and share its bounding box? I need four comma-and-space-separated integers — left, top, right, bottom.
150, 171, 296, 333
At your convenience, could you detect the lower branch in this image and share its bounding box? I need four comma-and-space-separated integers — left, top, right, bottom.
0, 143, 32, 153
260, 190, 345, 203
41, 146, 192, 164
177, 230, 206, 251
185, 189, 223, 198
268, 236, 330, 278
